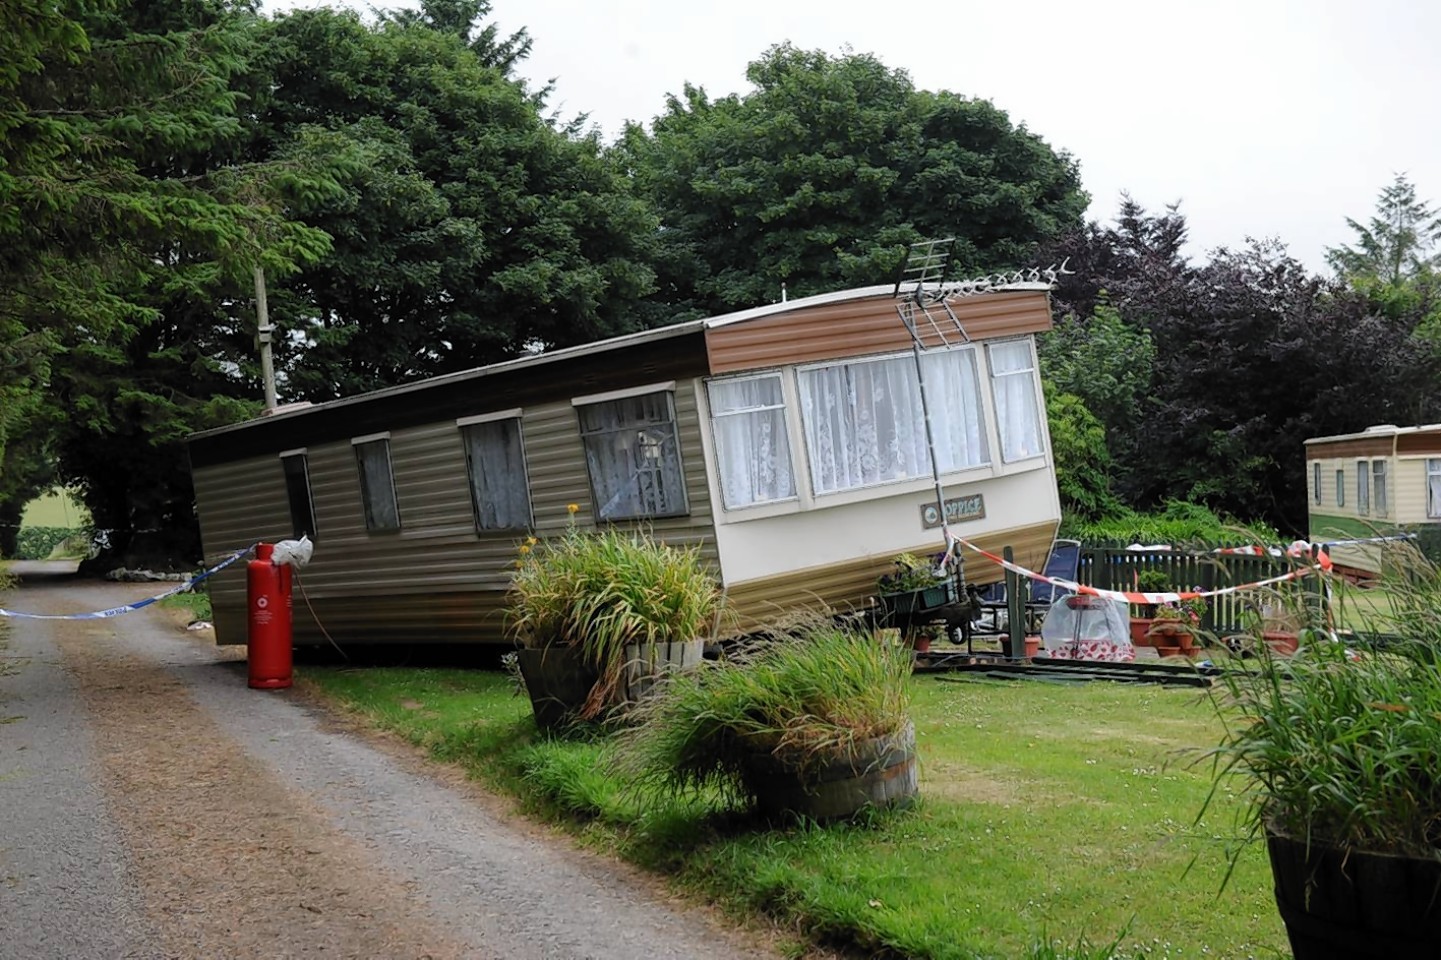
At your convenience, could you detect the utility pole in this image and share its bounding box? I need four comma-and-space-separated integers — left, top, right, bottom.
254, 266, 278, 413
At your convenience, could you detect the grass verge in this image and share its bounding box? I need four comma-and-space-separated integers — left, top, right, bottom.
301, 667, 1289, 960
158, 588, 211, 622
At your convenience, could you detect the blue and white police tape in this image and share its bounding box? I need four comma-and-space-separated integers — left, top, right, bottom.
0, 544, 255, 621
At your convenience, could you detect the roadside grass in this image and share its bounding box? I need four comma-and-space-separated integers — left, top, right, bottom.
303, 666, 1287, 959
158, 587, 212, 622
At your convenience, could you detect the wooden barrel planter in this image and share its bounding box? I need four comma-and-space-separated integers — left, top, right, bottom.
1266, 829, 1441, 959
621, 639, 704, 703
516, 646, 599, 731
742, 721, 918, 821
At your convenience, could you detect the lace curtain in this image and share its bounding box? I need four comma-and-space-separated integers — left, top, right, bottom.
1429, 461, 1441, 518
707, 376, 795, 509
578, 393, 687, 519
988, 341, 1043, 462
797, 349, 988, 495
461, 419, 532, 530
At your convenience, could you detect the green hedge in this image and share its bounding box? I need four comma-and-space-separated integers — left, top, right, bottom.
12, 527, 85, 560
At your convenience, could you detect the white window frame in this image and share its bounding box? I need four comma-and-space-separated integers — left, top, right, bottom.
1357, 460, 1370, 516
1312, 462, 1322, 504
352, 434, 401, 532
1428, 459, 1441, 519
1372, 459, 1389, 518
575, 389, 689, 521
705, 372, 798, 510
457, 413, 533, 532
1335, 468, 1345, 508
986, 339, 1046, 464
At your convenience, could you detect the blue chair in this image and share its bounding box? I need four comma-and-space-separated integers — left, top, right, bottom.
1026, 539, 1082, 631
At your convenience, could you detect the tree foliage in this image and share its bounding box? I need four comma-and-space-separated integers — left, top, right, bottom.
250, 7, 658, 400
621, 44, 1088, 320
1, 0, 338, 563
1045, 201, 1441, 534
1326, 174, 1441, 285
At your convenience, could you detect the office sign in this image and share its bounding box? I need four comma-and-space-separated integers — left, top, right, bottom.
920, 494, 986, 529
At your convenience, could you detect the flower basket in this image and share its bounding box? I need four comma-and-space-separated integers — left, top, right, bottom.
880, 580, 957, 616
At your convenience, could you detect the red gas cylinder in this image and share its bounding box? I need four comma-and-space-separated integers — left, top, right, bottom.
247, 542, 293, 689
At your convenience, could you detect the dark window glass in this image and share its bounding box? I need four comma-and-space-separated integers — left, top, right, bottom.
281, 453, 317, 540
354, 439, 401, 531
461, 418, 532, 531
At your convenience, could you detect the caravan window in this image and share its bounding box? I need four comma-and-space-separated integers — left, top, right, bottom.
280, 450, 317, 540
576, 391, 687, 520
797, 348, 988, 496
1373, 460, 1388, 517
1313, 462, 1322, 504
988, 341, 1044, 463
1357, 460, 1370, 516
352, 434, 401, 531
707, 374, 796, 509
459, 414, 532, 531
1429, 460, 1441, 518
1336, 468, 1345, 508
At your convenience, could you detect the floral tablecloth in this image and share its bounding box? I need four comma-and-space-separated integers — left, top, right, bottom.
1041, 640, 1135, 662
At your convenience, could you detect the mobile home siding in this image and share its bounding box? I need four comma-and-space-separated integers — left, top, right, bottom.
1305, 426, 1441, 575
196, 381, 717, 645
704, 291, 1052, 375
192, 455, 297, 648
722, 519, 1057, 630
189, 329, 710, 468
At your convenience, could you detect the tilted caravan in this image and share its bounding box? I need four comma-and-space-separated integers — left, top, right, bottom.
1305, 423, 1441, 575
188, 283, 1063, 647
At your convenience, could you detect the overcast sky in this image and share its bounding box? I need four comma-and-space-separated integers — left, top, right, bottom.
268, 0, 1441, 274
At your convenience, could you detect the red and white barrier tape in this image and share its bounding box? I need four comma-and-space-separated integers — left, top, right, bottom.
946, 535, 1330, 605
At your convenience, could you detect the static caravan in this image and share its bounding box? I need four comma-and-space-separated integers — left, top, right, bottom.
188, 282, 1064, 647
1305, 424, 1441, 574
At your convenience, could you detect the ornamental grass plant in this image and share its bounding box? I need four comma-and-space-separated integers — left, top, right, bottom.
1202, 540, 1441, 863
506, 522, 721, 720
619, 614, 913, 807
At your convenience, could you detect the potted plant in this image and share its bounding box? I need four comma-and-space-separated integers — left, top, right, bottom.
1130, 569, 1171, 645
1202, 546, 1441, 957
1147, 594, 1205, 653
876, 551, 955, 616
621, 615, 918, 822
507, 508, 722, 729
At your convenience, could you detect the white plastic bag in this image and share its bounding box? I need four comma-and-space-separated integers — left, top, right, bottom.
271, 536, 313, 568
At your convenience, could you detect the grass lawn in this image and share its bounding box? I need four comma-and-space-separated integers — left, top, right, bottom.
301, 666, 1288, 960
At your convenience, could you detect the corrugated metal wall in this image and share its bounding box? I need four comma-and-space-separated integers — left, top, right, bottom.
196, 381, 717, 646
705, 291, 1053, 375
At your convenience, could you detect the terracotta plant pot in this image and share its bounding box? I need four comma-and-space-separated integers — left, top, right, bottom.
1154, 644, 1181, 658
1129, 617, 1155, 646
1263, 631, 1300, 656
1024, 636, 1041, 659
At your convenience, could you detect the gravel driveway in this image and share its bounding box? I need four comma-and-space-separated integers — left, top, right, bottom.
0, 562, 779, 960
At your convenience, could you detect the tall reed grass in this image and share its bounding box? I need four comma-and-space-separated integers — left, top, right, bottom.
507, 525, 721, 719
620, 615, 912, 806
1203, 541, 1441, 860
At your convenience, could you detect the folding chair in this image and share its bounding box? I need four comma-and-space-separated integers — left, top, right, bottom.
1024, 539, 1082, 633
972, 580, 1009, 634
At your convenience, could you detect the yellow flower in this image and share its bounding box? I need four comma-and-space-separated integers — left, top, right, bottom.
526, 536, 538, 546
567, 503, 580, 514
518, 544, 531, 554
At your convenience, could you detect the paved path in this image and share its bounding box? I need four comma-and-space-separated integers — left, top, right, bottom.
0, 563, 775, 960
